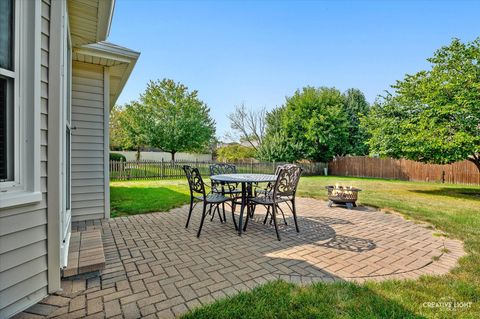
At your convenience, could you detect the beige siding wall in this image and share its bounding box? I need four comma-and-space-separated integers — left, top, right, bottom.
71, 61, 106, 221
0, 1, 50, 317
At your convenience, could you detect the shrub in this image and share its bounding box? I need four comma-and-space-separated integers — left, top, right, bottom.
216, 144, 256, 162
110, 153, 126, 162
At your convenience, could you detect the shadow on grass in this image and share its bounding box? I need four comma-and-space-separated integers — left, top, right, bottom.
182, 280, 425, 319
410, 187, 480, 201
110, 186, 190, 218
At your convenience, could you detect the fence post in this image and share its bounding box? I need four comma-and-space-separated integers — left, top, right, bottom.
161, 158, 164, 178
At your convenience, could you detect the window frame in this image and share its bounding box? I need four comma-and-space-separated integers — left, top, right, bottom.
0, 0, 20, 187
0, 0, 42, 208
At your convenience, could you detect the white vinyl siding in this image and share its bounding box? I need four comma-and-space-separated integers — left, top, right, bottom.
71, 61, 106, 221
0, 0, 50, 317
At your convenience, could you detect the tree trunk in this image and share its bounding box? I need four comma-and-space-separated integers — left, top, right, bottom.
171, 152, 176, 162
136, 147, 141, 161
467, 154, 480, 173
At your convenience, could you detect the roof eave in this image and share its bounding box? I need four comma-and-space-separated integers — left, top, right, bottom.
96, 0, 115, 42
68, 0, 116, 46
73, 42, 140, 109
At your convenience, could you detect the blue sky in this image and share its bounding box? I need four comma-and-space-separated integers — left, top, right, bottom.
108, 0, 480, 139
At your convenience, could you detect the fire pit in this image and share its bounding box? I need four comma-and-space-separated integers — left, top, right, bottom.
325, 185, 361, 209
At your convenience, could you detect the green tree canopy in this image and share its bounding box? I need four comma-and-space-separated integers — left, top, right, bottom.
342, 88, 370, 155
216, 144, 256, 162
140, 79, 216, 161
279, 87, 350, 162
113, 102, 151, 160
361, 38, 480, 171
257, 107, 302, 162
109, 104, 126, 151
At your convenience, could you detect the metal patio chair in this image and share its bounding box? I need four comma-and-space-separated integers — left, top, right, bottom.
245, 164, 303, 240
209, 163, 242, 213
254, 164, 284, 196
183, 165, 235, 237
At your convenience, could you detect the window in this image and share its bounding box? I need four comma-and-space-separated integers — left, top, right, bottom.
0, 0, 14, 182
0, 0, 41, 207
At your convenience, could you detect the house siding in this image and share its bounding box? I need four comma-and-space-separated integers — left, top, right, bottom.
0, 0, 50, 317
71, 61, 106, 221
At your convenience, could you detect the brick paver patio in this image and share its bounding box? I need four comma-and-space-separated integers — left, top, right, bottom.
16, 198, 464, 319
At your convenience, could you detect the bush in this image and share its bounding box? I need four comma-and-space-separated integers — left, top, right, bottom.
110, 153, 126, 162
216, 144, 256, 162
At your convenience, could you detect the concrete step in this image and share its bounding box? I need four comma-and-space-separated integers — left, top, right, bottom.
63, 230, 105, 277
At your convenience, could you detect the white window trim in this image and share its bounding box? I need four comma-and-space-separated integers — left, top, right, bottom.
0, 0, 41, 208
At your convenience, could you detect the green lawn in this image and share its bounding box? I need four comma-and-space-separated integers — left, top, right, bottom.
110, 176, 480, 318
110, 179, 190, 217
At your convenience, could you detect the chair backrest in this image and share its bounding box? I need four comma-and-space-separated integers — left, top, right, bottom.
209, 163, 237, 176
274, 163, 297, 175
272, 165, 302, 198
183, 165, 206, 197
274, 164, 283, 175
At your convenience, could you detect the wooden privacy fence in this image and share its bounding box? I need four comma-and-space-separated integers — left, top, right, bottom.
328, 156, 480, 185
110, 160, 328, 181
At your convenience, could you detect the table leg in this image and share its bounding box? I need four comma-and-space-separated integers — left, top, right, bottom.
237, 182, 246, 236
243, 182, 254, 232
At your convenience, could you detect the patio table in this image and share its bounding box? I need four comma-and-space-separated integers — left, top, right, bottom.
210, 173, 277, 236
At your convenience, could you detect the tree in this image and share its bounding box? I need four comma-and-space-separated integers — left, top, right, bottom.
256, 132, 303, 162
216, 144, 256, 162
109, 105, 128, 151
116, 101, 152, 160
227, 103, 266, 151
362, 38, 480, 171
264, 106, 285, 136
257, 106, 301, 162
342, 89, 370, 155
280, 87, 350, 162
140, 79, 216, 161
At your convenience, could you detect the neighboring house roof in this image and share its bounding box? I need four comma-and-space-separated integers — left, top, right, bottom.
69, 0, 115, 46
73, 42, 140, 109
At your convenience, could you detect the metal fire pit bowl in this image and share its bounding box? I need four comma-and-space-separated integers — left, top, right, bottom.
325, 186, 362, 209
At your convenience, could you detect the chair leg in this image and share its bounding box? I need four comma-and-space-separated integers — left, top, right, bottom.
185, 197, 194, 228
231, 204, 238, 231
277, 204, 288, 225
197, 203, 208, 237
263, 206, 270, 224
209, 204, 215, 221
222, 203, 227, 222
216, 204, 224, 222
291, 199, 299, 233
243, 203, 251, 232
249, 203, 256, 218
272, 204, 281, 241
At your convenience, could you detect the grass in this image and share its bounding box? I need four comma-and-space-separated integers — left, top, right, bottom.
182, 280, 423, 319
110, 179, 190, 217
110, 176, 480, 318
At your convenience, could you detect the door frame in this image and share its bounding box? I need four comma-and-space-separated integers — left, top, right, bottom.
60, 5, 72, 269
47, 0, 66, 293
